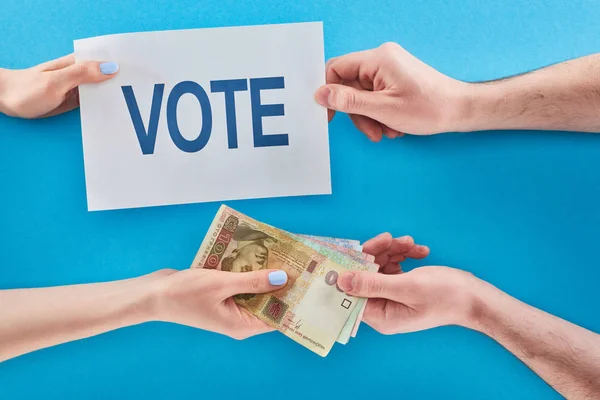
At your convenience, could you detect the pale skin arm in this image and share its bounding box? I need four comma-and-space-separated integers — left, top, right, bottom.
338, 235, 600, 399
0, 268, 287, 362
0, 275, 154, 362
315, 43, 600, 139
0, 54, 119, 118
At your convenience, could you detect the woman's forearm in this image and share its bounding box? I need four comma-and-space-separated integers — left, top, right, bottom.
0, 274, 157, 362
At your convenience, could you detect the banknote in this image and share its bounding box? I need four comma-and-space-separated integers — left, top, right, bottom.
299, 235, 374, 340
232, 228, 374, 343
190, 205, 359, 356
299, 235, 373, 262
299, 234, 362, 251
342, 240, 371, 339
297, 235, 370, 342
290, 233, 378, 344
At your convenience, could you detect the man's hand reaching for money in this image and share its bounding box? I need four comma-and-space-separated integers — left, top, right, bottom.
337, 266, 478, 334
361, 232, 430, 274
336, 248, 600, 399
344, 233, 477, 334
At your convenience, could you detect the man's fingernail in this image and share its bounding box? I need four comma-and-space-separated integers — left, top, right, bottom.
418, 245, 430, 253
315, 87, 331, 107
99, 62, 119, 75
268, 270, 288, 286
338, 272, 356, 291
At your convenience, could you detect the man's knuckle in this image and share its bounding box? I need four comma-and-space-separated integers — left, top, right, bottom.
338, 90, 360, 110
325, 57, 337, 70
379, 42, 400, 52
365, 278, 384, 295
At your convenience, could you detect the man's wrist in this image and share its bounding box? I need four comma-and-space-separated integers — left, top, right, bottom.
451, 82, 508, 133
449, 273, 499, 333
459, 275, 510, 336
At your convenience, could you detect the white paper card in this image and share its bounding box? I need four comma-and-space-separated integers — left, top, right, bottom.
75, 22, 330, 211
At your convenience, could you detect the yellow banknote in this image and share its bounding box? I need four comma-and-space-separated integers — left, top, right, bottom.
190, 205, 358, 357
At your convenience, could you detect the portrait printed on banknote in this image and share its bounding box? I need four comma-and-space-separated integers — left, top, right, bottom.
203, 222, 293, 300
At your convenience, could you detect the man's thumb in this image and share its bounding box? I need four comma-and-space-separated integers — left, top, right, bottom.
227, 269, 288, 296
52, 61, 119, 91
337, 270, 398, 299
315, 84, 377, 115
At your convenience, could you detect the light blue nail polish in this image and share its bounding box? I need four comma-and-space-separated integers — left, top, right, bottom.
268, 270, 287, 285
99, 62, 119, 75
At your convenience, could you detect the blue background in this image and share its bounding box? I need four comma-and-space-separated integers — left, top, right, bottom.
1, 1, 599, 398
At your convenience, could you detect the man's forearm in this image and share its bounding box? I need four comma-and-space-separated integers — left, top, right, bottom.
458, 53, 600, 133
0, 275, 157, 362
464, 279, 600, 399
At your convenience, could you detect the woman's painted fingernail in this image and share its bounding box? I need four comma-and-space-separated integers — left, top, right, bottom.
99, 62, 119, 75
268, 270, 288, 286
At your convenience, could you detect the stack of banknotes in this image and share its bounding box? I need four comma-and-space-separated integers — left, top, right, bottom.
190, 205, 378, 357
